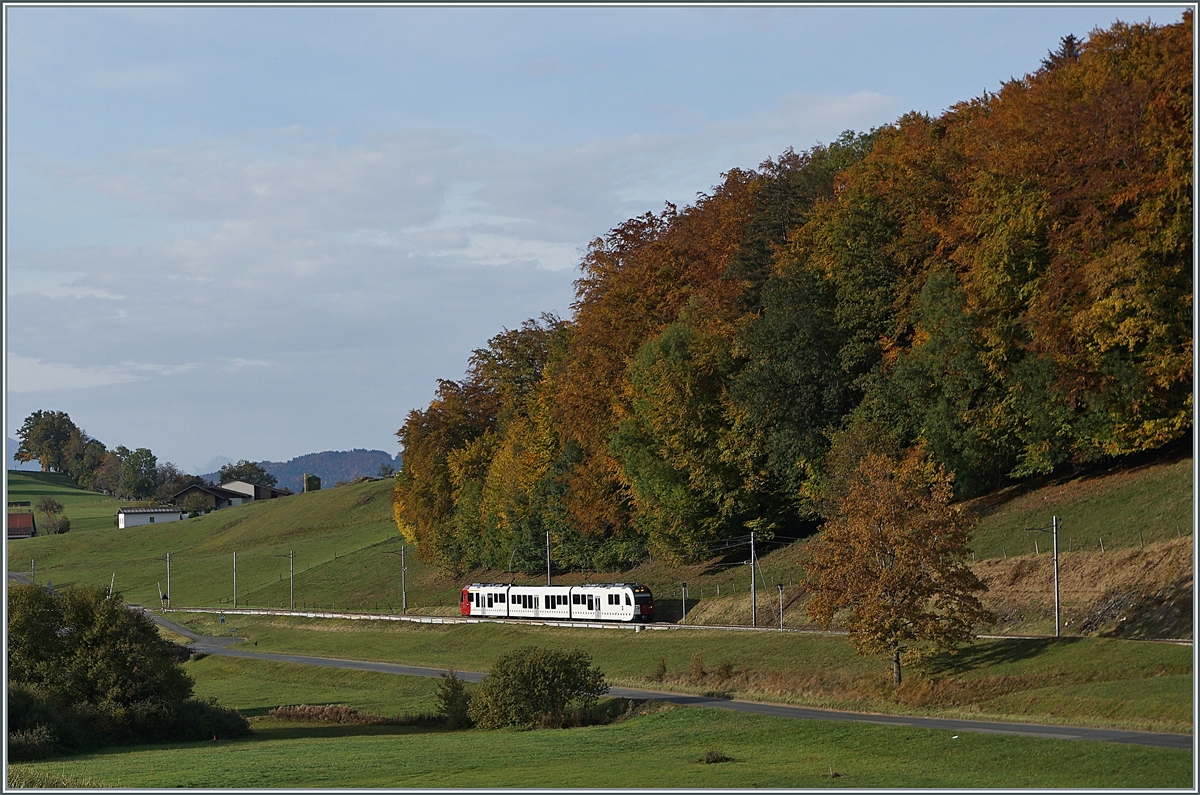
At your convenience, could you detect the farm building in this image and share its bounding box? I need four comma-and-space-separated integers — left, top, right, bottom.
219, 479, 293, 501
170, 483, 251, 511
117, 506, 184, 529
7, 502, 36, 539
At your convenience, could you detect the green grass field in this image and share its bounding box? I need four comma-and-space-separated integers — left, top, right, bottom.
169, 614, 1192, 734
9, 696, 1191, 788
186, 656, 443, 718
6, 471, 123, 535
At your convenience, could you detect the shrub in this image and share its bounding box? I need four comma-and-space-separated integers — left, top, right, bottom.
651, 657, 667, 682
267, 704, 383, 724
468, 646, 607, 729
436, 671, 472, 729
7, 725, 57, 761
690, 652, 706, 682
700, 749, 733, 764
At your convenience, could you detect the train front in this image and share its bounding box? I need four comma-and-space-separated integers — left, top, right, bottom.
632, 584, 654, 621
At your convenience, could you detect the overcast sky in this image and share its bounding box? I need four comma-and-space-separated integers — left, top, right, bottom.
4, 4, 1186, 474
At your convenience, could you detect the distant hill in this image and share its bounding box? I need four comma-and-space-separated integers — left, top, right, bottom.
201, 448, 402, 492
7, 437, 42, 472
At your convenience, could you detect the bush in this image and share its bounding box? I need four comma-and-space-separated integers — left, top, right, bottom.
468, 646, 607, 729
267, 704, 383, 724
436, 671, 472, 729
651, 657, 667, 682
6, 585, 248, 755
7, 725, 57, 761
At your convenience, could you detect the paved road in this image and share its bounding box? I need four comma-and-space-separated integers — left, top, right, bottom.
147, 611, 1193, 750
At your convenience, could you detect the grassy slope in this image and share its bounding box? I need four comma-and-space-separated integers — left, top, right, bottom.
967, 454, 1193, 560
6, 471, 123, 534
5, 475, 406, 607
10, 701, 1190, 789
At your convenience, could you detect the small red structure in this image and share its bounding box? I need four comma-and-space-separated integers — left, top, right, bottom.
7, 511, 36, 539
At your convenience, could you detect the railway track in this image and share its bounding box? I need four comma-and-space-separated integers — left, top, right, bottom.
162, 605, 848, 635
160, 605, 1192, 644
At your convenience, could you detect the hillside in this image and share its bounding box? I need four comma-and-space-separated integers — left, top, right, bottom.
6, 471, 123, 534
7, 454, 1192, 639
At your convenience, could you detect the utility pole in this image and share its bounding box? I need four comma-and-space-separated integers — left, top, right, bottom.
778, 583, 784, 631
30, 558, 35, 584
166, 552, 171, 609
750, 532, 757, 627
233, 551, 238, 607
1053, 515, 1060, 638
384, 546, 408, 613
276, 551, 295, 610
681, 582, 688, 625
546, 530, 552, 586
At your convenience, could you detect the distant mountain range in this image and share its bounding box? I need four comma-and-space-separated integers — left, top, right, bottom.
200, 448, 402, 492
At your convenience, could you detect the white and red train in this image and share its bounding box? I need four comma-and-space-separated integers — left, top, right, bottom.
460, 582, 654, 622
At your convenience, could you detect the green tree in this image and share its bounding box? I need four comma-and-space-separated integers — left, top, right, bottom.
435, 671, 472, 729
153, 462, 202, 503
217, 460, 278, 488
9, 584, 192, 707
119, 448, 158, 500
91, 452, 124, 496
181, 492, 210, 515
14, 411, 79, 473
805, 448, 991, 687
467, 646, 607, 729
7, 584, 248, 755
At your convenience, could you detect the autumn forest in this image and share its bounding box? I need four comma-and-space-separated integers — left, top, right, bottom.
392, 16, 1192, 576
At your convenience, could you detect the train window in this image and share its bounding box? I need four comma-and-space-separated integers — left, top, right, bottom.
534, 596, 539, 608
572, 594, 581, 605
625, 594, 631, 606
499, 593, 506, 603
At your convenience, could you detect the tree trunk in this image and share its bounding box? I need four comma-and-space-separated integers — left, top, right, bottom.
892, 648, 902, 687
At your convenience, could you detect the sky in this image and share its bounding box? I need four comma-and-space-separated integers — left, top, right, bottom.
4, 4, 1188, 475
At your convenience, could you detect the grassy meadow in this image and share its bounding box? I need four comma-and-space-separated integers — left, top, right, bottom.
169, 613, 1192, 734
9, 696, 1191, 789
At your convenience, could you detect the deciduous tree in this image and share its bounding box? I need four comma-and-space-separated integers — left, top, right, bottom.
805, 448, 991, 686
217, 460, 277, 488
14, 411, 79, 473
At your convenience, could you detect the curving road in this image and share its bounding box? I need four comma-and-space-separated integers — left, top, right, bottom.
146, 610, 1193, 750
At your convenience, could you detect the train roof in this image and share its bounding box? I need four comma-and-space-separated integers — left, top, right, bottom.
464, 582, 650, 589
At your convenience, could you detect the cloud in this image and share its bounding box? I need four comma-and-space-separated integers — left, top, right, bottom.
8, 269, 125, 300
7, 354, 139, 392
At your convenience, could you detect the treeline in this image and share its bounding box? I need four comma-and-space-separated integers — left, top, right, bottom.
14, 409, 292, 507
393, 18, 1192, 574
12, 410, 203, 502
